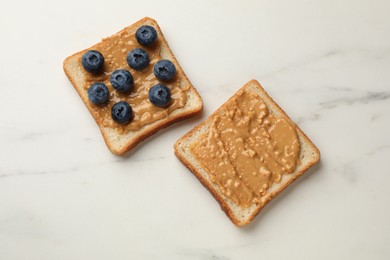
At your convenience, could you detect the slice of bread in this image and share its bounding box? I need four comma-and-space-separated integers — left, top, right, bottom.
174, 80, 320, 226
64, 17, 202, 155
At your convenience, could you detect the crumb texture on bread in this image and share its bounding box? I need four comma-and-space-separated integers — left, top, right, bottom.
64, 17, 202, 155
174, 80, 320, 226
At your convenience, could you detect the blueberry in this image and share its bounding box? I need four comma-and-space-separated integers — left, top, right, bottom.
88, 82, 109, 105
153, 60, 176, 81
111, 101, 133, 124
82, 50, 104, 73
110, 69, 134, 93
136, 25, 158, 46
127, 48, 150, 70
148, 84, 171, 107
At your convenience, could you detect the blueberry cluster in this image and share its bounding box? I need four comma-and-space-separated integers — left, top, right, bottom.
82, 25, 177, 125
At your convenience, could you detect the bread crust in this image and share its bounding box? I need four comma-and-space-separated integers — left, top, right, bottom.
174, 79, 320, 226
63, 17, 203, 155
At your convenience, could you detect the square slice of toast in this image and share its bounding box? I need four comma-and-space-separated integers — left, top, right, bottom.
64, 17, 202, 155
174, 80, 320, 226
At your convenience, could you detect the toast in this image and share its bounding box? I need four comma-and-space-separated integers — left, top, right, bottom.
64, 17, 202, 155
174, 80, 320, 226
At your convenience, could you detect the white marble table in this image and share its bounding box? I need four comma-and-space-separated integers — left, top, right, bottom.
1, 0, 389, 259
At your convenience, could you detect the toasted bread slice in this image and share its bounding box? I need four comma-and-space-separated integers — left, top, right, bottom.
174, 80, 320, 226
64, 17, 202, 155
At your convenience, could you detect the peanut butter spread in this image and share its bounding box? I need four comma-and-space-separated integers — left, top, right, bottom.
81, 25, 188, 132
190, 90, 300, 208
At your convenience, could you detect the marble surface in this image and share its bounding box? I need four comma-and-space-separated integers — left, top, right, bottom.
1, 0, 390, 259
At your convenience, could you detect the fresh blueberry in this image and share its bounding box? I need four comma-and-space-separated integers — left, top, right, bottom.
127, 48, 149, 70
110, 69, 134, 93
82, 50, 104, 73
111, 101, 133, 124
153, 60, 176, 81
136, 25, 158, 46
88, 82, 109, 105
148, 84, 171, 107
